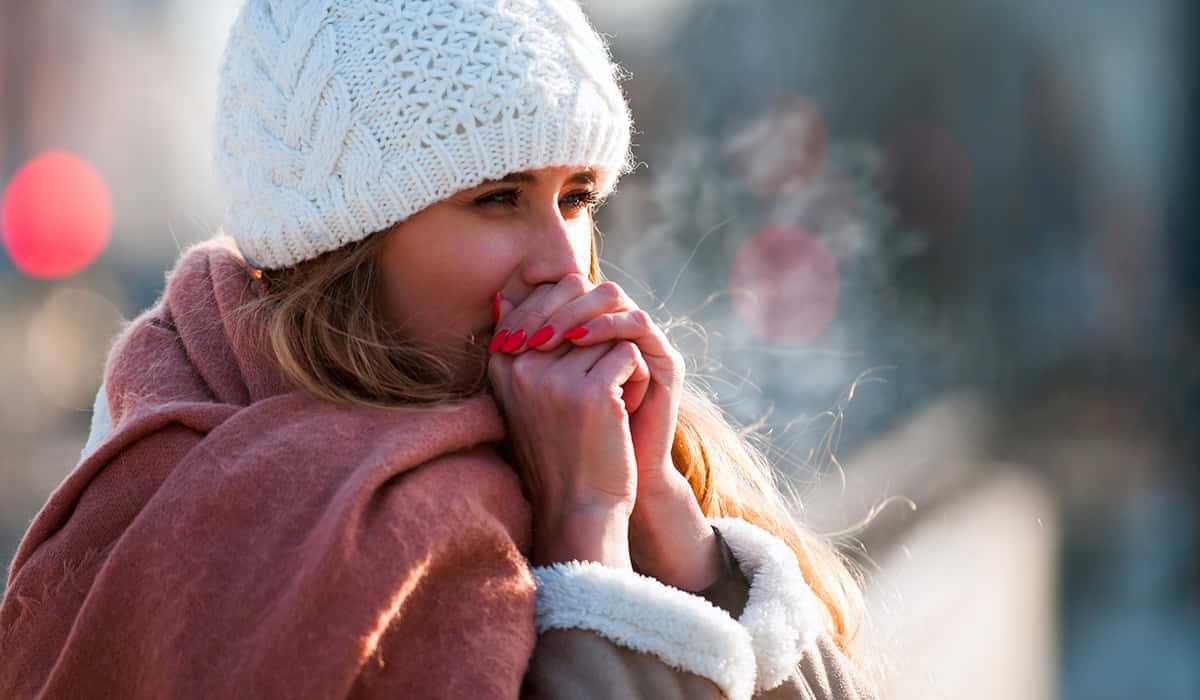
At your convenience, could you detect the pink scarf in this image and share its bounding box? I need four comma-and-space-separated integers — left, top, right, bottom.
1, 238, 536, 698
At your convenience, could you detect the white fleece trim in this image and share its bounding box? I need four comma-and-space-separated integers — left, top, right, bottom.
533, 561, 757, 700
711, 517, 825, 691
80, 382, 112, 463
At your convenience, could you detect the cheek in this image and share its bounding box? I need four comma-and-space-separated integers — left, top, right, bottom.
571, 221, 595, 271
380, 241, 513, 334
438, 240, 518, 298
377, 268, 418, 332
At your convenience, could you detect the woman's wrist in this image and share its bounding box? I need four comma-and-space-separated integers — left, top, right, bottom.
533, 502, 633, 572
629, 473, 723, 591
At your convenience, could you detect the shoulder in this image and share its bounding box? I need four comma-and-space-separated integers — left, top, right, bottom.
103, 235, 271, 418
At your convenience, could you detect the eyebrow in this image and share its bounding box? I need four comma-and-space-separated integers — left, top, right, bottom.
479, 170, 597, 187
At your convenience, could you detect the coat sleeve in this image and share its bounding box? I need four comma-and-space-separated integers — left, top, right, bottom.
521, 520, 878, 700
702, 521, 880, 700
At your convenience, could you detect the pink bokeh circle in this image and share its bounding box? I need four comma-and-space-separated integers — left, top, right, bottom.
730, 224, 839, 344
2, 150, 113, 279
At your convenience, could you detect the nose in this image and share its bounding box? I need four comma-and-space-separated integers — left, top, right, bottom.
519, 212, 590, 288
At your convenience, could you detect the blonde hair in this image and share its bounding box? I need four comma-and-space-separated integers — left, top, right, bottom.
241, 224, 866, 660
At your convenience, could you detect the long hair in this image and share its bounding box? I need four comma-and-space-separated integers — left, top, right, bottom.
239, 223, 867, 660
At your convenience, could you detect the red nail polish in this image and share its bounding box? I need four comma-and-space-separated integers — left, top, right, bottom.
492, 292, 501, 324
563, 326, 589, 340
489, 330, 510, 353
527, 326, 554, 347
501, 329, 526, 352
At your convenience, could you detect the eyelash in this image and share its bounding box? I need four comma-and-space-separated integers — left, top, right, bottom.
474, 188, 599, 213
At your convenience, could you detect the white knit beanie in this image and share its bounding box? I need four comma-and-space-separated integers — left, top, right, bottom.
214, 0, 633, 269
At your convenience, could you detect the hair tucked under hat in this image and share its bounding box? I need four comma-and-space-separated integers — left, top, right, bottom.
214, 0, 633, 269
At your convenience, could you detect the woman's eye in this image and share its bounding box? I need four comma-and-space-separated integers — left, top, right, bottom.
476, 188, 521, 207
473, 188, 597, 212
560, 190, 599, 212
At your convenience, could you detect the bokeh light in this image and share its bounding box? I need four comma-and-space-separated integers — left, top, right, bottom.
729, 223, 840, 344
886, 124, 973, 239
26, 287, 124, 410
726, 95, 828, 198
2, 150, 114, 279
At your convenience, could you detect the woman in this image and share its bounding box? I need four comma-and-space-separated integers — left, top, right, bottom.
0, 1, 876, 698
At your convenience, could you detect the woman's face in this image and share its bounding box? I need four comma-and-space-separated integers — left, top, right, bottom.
377, 165, 598, 379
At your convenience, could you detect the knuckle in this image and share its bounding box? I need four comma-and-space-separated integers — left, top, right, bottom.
509, 355, 538, 387
614, 340, 640, 359
560, 273, 589, 296
579, 378, 615, 405
524, 308, 549, 327
591, 313, 616, 335
630, 309, 653, 329
595, 281, 621, 302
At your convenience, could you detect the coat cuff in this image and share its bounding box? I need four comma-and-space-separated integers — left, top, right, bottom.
532, 561, 757, 700
710, 517, 826, 692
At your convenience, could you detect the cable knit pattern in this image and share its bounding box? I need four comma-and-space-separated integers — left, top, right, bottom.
215, 0, 633, 268
711, 517, 827, 692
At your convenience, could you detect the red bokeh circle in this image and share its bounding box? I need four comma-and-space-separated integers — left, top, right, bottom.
730, 224, 839, 344
2, 150, 113, 278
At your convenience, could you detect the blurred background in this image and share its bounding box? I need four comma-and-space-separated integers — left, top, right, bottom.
1, 1, 1196, 697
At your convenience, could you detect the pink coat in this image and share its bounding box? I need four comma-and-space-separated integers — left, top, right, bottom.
1, 239, 537, 697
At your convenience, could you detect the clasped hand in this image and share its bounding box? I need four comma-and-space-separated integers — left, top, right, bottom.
487, 275, 721, 590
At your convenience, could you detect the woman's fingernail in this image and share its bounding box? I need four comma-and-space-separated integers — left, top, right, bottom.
501, 329, 527, 352
489, 329, 510, 353
527, 325, 554, 347
492, 292, 501, 324
563, 326, 589, 340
